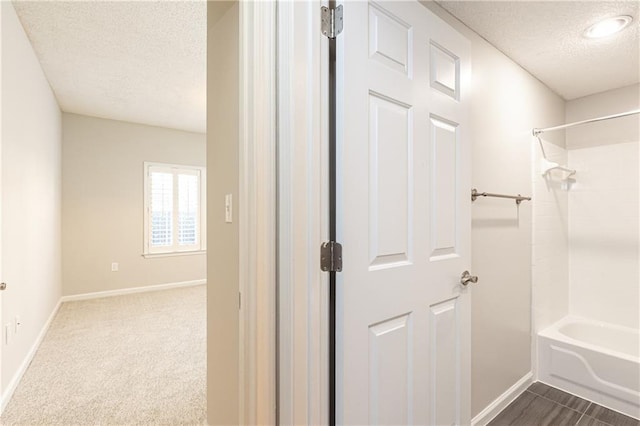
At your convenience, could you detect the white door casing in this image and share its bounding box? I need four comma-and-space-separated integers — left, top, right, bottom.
338, 1, 471, 424
277, 1, 330, 424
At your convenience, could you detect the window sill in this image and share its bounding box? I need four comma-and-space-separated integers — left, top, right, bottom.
142, 250, 206, 259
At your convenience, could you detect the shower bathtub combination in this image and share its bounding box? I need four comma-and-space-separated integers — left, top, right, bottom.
532, 107, 640, 421
538, 316, 640, 419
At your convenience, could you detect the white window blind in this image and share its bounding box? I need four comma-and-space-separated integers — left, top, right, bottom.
150, 171, 174, 247
178, 173, 199, 246
144, 163, 206, 255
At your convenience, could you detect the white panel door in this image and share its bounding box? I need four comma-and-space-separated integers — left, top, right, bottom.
338, 1, 471, 424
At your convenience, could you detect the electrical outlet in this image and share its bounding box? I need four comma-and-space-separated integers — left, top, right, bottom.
111, 262, 119, 272
15, 316, 21, 334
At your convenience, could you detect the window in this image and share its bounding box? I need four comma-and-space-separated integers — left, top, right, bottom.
143, 162, 206, 256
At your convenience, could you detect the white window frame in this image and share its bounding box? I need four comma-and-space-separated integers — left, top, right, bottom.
143, 161, 207, 257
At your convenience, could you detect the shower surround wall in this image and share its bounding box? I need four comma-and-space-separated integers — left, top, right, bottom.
533, 83, 640, 336
533, 84, 640, 417
566, 85, 639, 330
569, 144, 638, 328
532, 137, 569, 335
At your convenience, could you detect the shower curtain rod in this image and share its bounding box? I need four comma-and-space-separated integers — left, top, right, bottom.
532, 109, 640, 136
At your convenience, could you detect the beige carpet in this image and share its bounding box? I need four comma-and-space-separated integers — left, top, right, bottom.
1, 285, 206, 425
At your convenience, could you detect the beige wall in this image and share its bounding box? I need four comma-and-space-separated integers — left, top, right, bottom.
423, 1, 566, 418
62, 113, 206, 296
1, 0, 62, 400
206, 2, 239, 425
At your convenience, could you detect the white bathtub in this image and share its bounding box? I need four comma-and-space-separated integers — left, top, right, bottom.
538, 316, 640, 419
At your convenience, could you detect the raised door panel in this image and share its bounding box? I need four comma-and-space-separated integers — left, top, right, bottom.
369, 3, 413, 76
429, 115, 459, 260
368, 92, 413, 270
429, 41, 460, 100
369, 314, 413, 425
429, 298, 460, 426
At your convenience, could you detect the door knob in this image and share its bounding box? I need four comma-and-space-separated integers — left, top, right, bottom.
460, 271, 478, 286
0, 282, 6, 291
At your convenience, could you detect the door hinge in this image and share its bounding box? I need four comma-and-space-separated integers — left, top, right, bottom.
321, 5, 343, 39
321, 241, 343, 272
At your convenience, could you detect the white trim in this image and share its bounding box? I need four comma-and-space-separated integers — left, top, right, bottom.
276, 2, 295, 422
142, 250, 206, 259
0, 300, 62, 415
239, 1, 277, 424
60, 279, 206, 302
471, 372, 533, 426
277, 1, 329, 424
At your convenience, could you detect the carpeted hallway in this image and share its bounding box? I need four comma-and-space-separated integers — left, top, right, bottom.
1, 285, 206, 425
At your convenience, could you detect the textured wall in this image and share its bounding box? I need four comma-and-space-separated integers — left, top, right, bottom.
61, 113, 206, 296
567, 85, 640, 329
423, 2, 566, 418
1, 0, 62, 398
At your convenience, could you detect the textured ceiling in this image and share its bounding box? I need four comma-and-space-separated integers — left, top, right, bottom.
13, 0, 206, 133
12, 1, 639, 130
436, 1, 640, 100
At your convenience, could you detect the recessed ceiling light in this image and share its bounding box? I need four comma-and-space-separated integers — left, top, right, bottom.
584, 16, 633, 39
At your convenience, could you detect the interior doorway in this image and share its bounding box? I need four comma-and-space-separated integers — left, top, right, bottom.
0, 0, 209, 421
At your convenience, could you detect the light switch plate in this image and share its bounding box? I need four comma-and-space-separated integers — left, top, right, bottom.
225, 194, 233, 223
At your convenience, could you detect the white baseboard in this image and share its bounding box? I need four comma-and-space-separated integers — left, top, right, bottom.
471, 372, 533, 426
0, 299, 62, 415
60, 279, 206, 302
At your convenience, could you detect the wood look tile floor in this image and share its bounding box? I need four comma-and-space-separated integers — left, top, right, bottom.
488, 382, 640, 426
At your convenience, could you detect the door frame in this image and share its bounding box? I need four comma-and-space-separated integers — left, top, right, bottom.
276, 0, 330, 423
238, 0, 278, 424
239, 1, 329, 422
